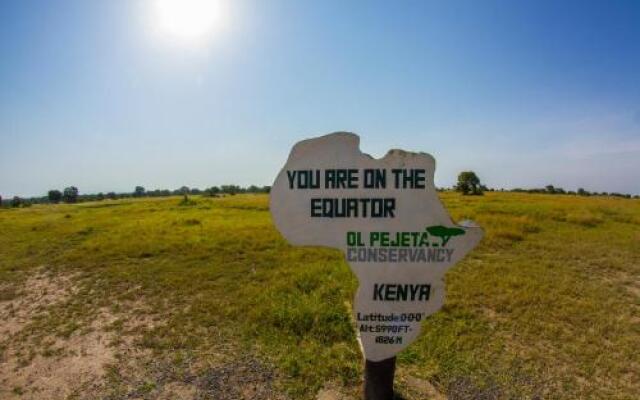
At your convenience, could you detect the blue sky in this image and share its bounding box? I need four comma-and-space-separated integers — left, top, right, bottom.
1, 0, 639, 197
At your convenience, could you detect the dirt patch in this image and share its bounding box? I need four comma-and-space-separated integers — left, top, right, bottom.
625, 281, 640, 297
0, 270, 75, 338
0, 270, 289, 400
0, 312, 117, 399
92, 353, 288, 400
316, 387, 352, 400
195, 357, 286, 400
398, 376, 447, 400
446, 377, 502, 400
0, 270, 118, 399
157, 382, 197, 399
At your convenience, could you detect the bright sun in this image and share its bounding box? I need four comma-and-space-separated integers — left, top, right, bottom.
152, 0, 226, 42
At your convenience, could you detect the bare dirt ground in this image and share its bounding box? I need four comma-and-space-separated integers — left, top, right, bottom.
0, 269, 292, 400
0, 270, 117, 399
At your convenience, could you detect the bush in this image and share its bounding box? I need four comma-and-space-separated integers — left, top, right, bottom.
178, 194, 197, 206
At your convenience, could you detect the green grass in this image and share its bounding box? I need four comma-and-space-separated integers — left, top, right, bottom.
0, 193, 639, 399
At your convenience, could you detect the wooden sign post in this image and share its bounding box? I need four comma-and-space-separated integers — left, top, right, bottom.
270, 132, 483, 399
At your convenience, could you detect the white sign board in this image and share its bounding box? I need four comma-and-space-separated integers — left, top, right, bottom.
270, 132, 483, 361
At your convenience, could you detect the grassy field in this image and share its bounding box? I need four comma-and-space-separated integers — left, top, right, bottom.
0, 192, 638, 399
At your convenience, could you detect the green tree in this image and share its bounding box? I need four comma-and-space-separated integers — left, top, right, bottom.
48, 190, 62, 203
63, 186, 79, 203
204, 186, 220, 196
221, 185, 241, 195
11, 196, 22, 208
426, 225, 466, 247
133, 186, 146, 197
456, 171, 483, 195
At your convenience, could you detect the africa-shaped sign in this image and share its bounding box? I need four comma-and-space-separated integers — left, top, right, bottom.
270, 132, 483, 361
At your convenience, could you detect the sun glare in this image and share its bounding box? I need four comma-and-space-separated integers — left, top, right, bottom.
152, 0, 226, 43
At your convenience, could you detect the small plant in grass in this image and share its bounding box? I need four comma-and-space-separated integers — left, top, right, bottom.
178, 194, 197, 206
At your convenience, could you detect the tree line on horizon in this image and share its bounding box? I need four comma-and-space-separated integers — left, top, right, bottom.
450, 171, 638, 199
451, 171, 637, 199
1, 173, 638, 208
0, 185, 271, 208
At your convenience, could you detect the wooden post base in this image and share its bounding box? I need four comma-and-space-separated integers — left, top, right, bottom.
363, 357, 396, 400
